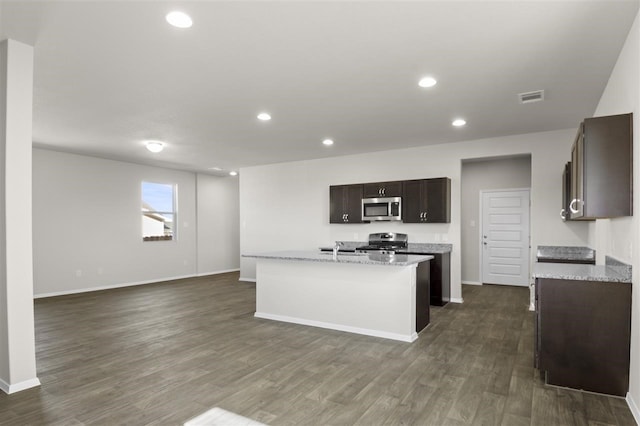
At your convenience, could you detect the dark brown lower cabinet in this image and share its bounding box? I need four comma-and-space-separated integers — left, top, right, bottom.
429, 252, 450, 306
402, 251, 450, 306
415, 260, 430, 333
535, 277, 631, 396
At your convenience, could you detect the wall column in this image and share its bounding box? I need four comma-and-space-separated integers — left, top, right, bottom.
0, 39, 39, 394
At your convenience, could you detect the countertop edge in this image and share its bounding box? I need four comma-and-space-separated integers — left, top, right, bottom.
532, 264, 631, 284
243, 251, 434, 267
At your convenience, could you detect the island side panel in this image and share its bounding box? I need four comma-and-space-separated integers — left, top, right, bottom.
416, 260, 430, 332
255, 259, 417, 342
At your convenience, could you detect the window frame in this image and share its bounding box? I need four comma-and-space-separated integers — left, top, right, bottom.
141, 181, 177, 242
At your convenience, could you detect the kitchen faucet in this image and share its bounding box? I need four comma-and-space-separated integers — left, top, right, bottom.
333, 241, 344, 259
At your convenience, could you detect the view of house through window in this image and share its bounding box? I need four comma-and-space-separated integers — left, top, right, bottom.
142, 181, 176, 241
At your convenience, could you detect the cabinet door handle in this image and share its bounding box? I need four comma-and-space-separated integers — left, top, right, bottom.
569, 199, 580, 214
560, 208, 566, 221
345, 213, 348, 221
382, 188, 385, 196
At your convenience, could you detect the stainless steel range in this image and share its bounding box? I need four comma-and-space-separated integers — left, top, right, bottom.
356, 232, 408, 254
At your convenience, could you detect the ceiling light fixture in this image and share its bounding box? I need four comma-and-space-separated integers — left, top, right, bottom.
452, 119, 467, 127
257, 112, 272, 121
418, 76, 437, 88
229, 171, 238, 176
145, 140, 164, 153
166, 11, 193, 28
322, 139, 334, 146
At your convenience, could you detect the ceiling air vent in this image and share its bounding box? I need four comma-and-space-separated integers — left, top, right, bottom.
518, 90, 545, 104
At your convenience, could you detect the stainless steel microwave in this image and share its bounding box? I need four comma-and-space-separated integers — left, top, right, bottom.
362, 197, 402, 221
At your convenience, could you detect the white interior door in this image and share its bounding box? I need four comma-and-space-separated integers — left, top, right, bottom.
481, 189, 530, 286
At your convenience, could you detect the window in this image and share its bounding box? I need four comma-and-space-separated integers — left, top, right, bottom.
142, 181, 176, 241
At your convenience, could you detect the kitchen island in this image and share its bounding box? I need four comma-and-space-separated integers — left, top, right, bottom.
320, 241, 452, 306
243, 251, 433, 342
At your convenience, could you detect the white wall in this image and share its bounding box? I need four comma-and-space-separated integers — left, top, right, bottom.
196, 174, 240, 275
590, 9, 640, 420
239, 128, 589, 302
32, 148, 239, 297
461, 156, 533, 284
0, 39, 39, 393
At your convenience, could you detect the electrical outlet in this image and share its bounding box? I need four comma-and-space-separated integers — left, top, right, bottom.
75, 269, 82, 277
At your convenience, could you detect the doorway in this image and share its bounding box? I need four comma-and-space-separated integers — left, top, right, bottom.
460, 155, 532, 286
481, 189, 530, 286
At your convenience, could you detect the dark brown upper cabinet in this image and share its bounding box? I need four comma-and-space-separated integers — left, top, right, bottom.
362, 181, 403, 198
569, 113, 632, 220
329, 184, 364, 224
403, 178, 451, 223
560, 161, 571, 221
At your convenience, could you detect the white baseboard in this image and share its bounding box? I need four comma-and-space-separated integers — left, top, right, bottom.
462, 281, 482, 286
35, 273, 197, 299
35, 268, 245, 299
239, 277, 257, 283
196, 268, 240, 277
449, 297, 464, 303
254, 312, 417, 343
628, 392, 640, 425
0, 377, 40, 394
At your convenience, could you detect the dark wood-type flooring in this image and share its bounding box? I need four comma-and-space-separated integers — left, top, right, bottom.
0, 273, 635, 425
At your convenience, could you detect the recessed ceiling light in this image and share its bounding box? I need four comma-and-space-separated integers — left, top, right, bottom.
208, 167, 223, 171
418, 76, 437, 88
452, 119, 466, 127
145, 140, 164, 153
257, 113, 271, 121
229, 171, 238, 176
322, 139, 334, 146
166, 11, 192, 28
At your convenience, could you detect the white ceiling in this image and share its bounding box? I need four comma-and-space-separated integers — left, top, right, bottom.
1, 0, 638, 176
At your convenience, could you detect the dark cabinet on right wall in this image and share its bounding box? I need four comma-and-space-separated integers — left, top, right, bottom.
560, 161, 571, 221
403, 178, 451, 223
568, 113, 632, 220
535, 277, 631, 396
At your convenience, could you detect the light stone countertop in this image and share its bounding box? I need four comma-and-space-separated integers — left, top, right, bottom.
533, 262, 631, 283
536, 245, 595, 262
243, 250, 433, 267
